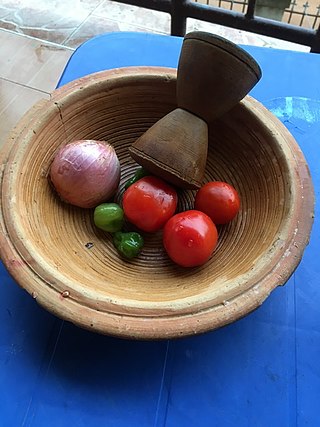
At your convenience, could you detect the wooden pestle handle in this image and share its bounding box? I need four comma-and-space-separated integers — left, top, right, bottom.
176, 32, 262, 124
129, 32, 262, 189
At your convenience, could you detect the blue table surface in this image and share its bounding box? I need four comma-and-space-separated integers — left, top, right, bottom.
1, 32, 320, 427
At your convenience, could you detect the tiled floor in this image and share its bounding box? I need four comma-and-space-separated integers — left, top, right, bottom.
0, 0, 311, 150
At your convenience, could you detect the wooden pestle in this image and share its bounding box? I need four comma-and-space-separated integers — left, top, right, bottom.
129, 31, 262, 189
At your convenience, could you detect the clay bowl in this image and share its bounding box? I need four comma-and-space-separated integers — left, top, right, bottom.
0, 67, 314, 339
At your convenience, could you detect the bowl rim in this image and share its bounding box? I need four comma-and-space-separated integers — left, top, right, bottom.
0, 66, 314, 339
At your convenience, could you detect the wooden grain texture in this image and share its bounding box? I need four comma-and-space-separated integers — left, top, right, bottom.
0, 67, 314, 339
130, 108, 208, 189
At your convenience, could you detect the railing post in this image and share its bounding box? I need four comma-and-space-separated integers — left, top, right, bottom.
246, 0, 257, 19
311, 26, 320, 52
171, 0, 187, 36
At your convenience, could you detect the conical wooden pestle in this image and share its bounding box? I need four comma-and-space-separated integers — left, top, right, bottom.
129, 31, 262, 189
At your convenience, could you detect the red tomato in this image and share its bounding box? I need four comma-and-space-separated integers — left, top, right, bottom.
122, 175, 178, 232
163, 210, 218, 267
195, 181, 240, 225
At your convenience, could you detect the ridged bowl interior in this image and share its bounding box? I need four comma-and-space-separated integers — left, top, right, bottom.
0, 67, 313, 339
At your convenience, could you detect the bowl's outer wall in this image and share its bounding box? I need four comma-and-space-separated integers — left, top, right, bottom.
0, 68, 314, 339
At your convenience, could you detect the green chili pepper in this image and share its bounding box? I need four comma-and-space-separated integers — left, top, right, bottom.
113, 231, 144, 259
124, 167, 150, 190
94, 203, 124, 233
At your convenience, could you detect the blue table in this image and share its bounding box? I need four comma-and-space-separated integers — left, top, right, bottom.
1, 32, 319, 427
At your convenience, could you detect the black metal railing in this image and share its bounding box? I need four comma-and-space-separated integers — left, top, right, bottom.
113, 0, 320, 52
284, 1, 320, 29
195, 0, 320, 30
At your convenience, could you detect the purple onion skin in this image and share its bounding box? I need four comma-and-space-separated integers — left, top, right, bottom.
49, 140, 121, 208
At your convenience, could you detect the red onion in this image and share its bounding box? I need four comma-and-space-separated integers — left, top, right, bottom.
49, 140, 120, 208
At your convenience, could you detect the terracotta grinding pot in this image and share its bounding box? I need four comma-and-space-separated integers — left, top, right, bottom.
0, 67, 314, 339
